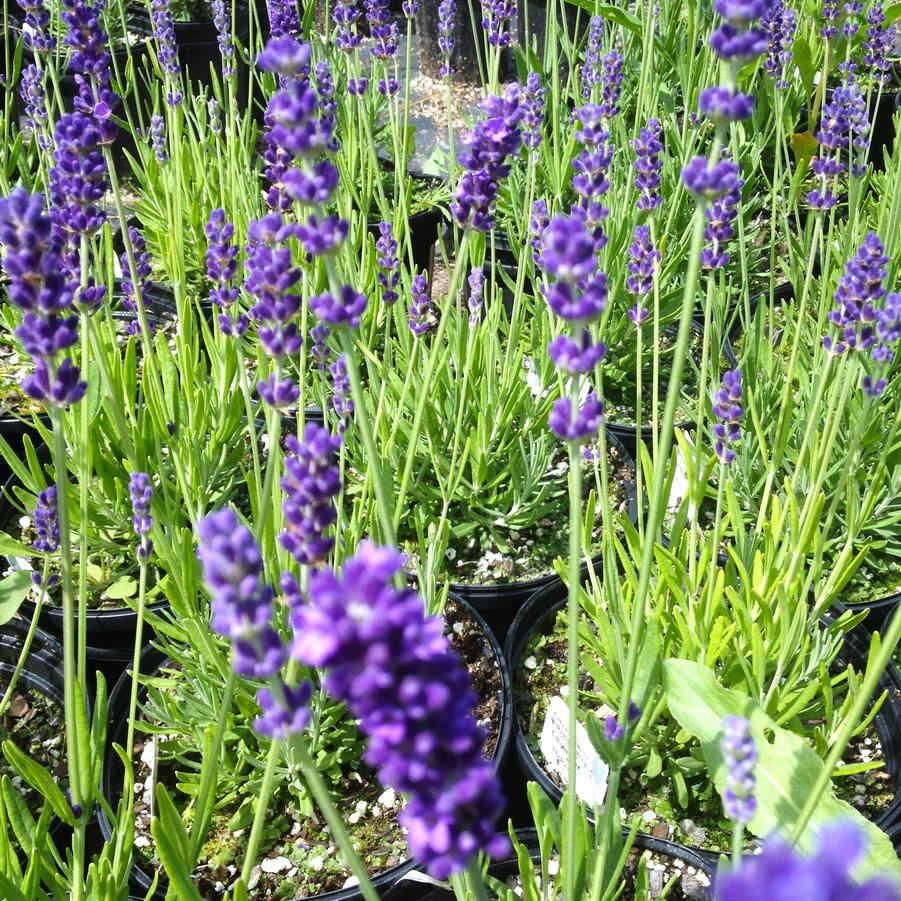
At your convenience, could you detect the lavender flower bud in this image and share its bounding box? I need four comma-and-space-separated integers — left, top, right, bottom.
258, 374, 300, 412
468, 267, 485, 324
254, 682, 312, 738
762, 0, 796, 89
521, 72, 545, 151
333, 0, 362, 51
20, 65, 48, 143
205, 209, 240, 308
211, 0, 234, 76
150, 114, 168, 163
129, 472, 153, 561
626, 225, 659, 296
268, 0, 301, 39
529, 199, 549, 266
196, 508, 275, 641
480, 0, 516, 47
547, 331, 606, 374
330, 353, 353, 433
376, 221, 400, 305
310, 322, 331, 372
633, 118, 663, 212
438, 0, 456, 76
599, 51, 623, 118
711, 369, 743, 463
581, 16, 603, 99
540, 215, 598, 284
32, 486, 59, 553
120, 227, 154, 334
280, 424, 342, 566
701, 167, 743, 270
290, 542, 510, 878
18, 0, 55, 53
151, 0, 181, 86
409, 273, 435, 337
681, 156, 741, 200
824, 233, 888, 355
720, 715, 756, 824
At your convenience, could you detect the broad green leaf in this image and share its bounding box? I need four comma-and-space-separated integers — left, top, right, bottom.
0, 570, 34, 625
662, 659, 901, 880
103, 575, 138, 601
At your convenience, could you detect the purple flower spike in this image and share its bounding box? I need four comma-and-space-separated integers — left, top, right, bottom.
255, 682, 312, 738
409, 273, 435, 337
330, 353, 353, 433
468, 267, 485, 324
280, 424, 342, 566
721, 715, 756, 824
32, 486, 59, 553
0, 189, 86, 407
20, 66, 48, 143
438, 0, 456, 76
196, 508, 275, 642
701, 166, 743, 270
480, 0, 516, 47
715, 820, 900, 901
289, 542, 510, 878
310, 322, 331, 372
709, 24, 768, 64
864, 4, 893, 85
633, 118, 663, 212
549, 393, 604, 442
267, 0, 301, 39
544, 274, 608, 325
825, 233, 888, 356
604, 715, 624, 741
762, 0, 796, 89
205, 209, 240, 309
210, 0, 234, 75
451, 85, 523, 231
18, 0, 56, 53
626, 225, 659, 296
129, 472, 153, 561
528, 200, 550, 267
376, 221, 400, 305
681, 157, 742, 200
522, 72, 545, 151
149, 114, 168, 164
599, 51, 623, 119
711, 369, 743, 463
310, 286, 368, 329
333, 0, 362, 51
151, 0, 181, 99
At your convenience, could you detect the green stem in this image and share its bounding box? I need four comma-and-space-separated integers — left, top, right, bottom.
564, 375, 584, 899
240, 738, 283, 883
289, 738, 381, 901
124, 560, 148, 783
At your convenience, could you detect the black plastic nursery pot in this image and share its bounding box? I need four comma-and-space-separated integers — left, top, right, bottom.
604, 325, 739, 460
505, 586, 901, 864
382, 826, 714, 900
842, 591, 901, 636
129, 2, 250, 93
0, 617, 73, 850
414, 432, 637, 645
99, 594, 514, 901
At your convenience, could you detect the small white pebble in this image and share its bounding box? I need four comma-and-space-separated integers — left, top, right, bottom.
524, 655, 538, 670
261, 856, 291, 874
642, 810, 657, 824
344, 876, 360, 889
547, 860, 559, 876
310, 856, 324, 872
452, 621, 464, 635
378, 787, 396, 808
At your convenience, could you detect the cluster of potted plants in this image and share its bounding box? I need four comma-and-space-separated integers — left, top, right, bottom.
0, 0, 900, 898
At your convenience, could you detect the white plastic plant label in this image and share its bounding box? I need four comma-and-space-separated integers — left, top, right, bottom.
539, 696, 609, 808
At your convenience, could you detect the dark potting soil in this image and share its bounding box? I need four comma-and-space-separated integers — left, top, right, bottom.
404, 443, 631, 587
128, 601, 503, 899
0, 678, 66, 814
514, 608, 894, 856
